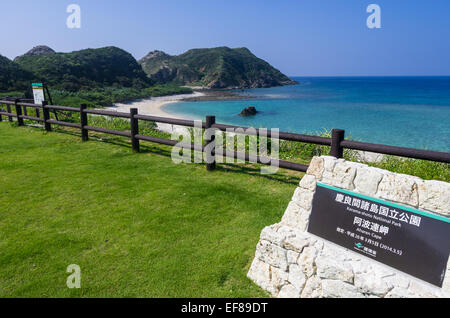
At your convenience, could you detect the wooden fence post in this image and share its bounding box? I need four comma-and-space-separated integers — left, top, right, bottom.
35, 104, 40, 118
80, 104, 88, 141
331, 129, 345, 159
130, 108, 140, 153
15, 99, 24, 126
42, 101, 51, 132
205, 115, 216, 171
6, 104, 12, 122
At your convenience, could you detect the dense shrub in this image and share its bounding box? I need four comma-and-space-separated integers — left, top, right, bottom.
14, 47, 152, 91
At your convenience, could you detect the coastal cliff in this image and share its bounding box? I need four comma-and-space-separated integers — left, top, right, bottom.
139, 47, 298, 89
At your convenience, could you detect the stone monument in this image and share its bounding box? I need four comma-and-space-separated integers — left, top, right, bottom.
248, 156, 450, 298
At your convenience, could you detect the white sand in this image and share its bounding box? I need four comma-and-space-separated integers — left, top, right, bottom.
104, 91, 205, 133
105, 91, 204, 119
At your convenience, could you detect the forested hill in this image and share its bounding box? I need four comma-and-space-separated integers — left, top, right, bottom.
139, 46, 298, 89
14, 46, 153, 91
2, 45, 296, 96
0, 54, 34, 92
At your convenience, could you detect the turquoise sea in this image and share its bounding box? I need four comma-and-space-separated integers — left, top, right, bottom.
164, 77, 450, 152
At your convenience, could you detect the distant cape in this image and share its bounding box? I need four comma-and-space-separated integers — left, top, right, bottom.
139, 46, 298, 89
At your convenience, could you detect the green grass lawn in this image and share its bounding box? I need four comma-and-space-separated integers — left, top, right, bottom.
0, 123, 302, 298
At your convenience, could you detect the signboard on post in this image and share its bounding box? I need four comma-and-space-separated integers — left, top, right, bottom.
32, 83, 45, 105
308, 182, 450, 287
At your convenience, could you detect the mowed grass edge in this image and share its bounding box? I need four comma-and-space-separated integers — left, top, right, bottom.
0, 123, 302, 297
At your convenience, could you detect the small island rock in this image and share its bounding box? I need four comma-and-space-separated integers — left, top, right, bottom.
239, 106, 258, 117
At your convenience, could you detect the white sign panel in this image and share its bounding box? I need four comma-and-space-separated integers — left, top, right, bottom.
32, 83, 45, 105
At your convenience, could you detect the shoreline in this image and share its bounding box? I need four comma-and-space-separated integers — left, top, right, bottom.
180, 89, 255, 102
106, 89, 254, 119
105, 89, 253, 133
106, 91, 205, 120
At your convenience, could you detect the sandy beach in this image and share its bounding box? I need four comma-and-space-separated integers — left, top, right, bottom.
106, 91, 205, 119
104, 89, 252, 133
104, 91, 206, 133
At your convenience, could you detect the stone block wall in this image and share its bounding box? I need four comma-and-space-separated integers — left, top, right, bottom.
248, 156, 450, 298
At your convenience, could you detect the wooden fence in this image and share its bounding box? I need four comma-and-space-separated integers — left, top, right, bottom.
1, 99, 449, 172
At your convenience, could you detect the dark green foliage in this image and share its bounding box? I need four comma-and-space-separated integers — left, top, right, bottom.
14, 46, 153, 91
147, 84, 192, 97
139, 47, 297, 89
0, 91, 27, 99
0, 55, 34, 92
368, 157, 449, 182
1, 46, 192, 106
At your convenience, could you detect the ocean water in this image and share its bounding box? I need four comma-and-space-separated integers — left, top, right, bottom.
164, 77, 450, 152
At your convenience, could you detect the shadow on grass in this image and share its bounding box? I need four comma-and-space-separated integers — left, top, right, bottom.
25, 124, 304, 185
215, 163, 302, 185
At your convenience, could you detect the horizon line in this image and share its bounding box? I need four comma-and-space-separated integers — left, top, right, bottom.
287, 75, 450, 78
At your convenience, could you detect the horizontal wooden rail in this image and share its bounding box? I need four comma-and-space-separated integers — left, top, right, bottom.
84, 125, 132, 137
0, 100, 15, 105
2, 98, 34, 103
0, 111, 17, 117
47, 120, 81, 129
278, 160, 309, 172
47, 105, 81, 112
135, 114, 203, 128
213, 123, 332, 145
1, 99, 449, 173
215, 149, 308, 172
340, 140, 450, 163
136, 134, 204, 152
83, 109, 131, 118
17, 102, 41, 108
19, 115, 44, 122
20, 99, 34, 103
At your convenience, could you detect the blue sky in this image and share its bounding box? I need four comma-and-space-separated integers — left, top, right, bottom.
1, 0, 449, 76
